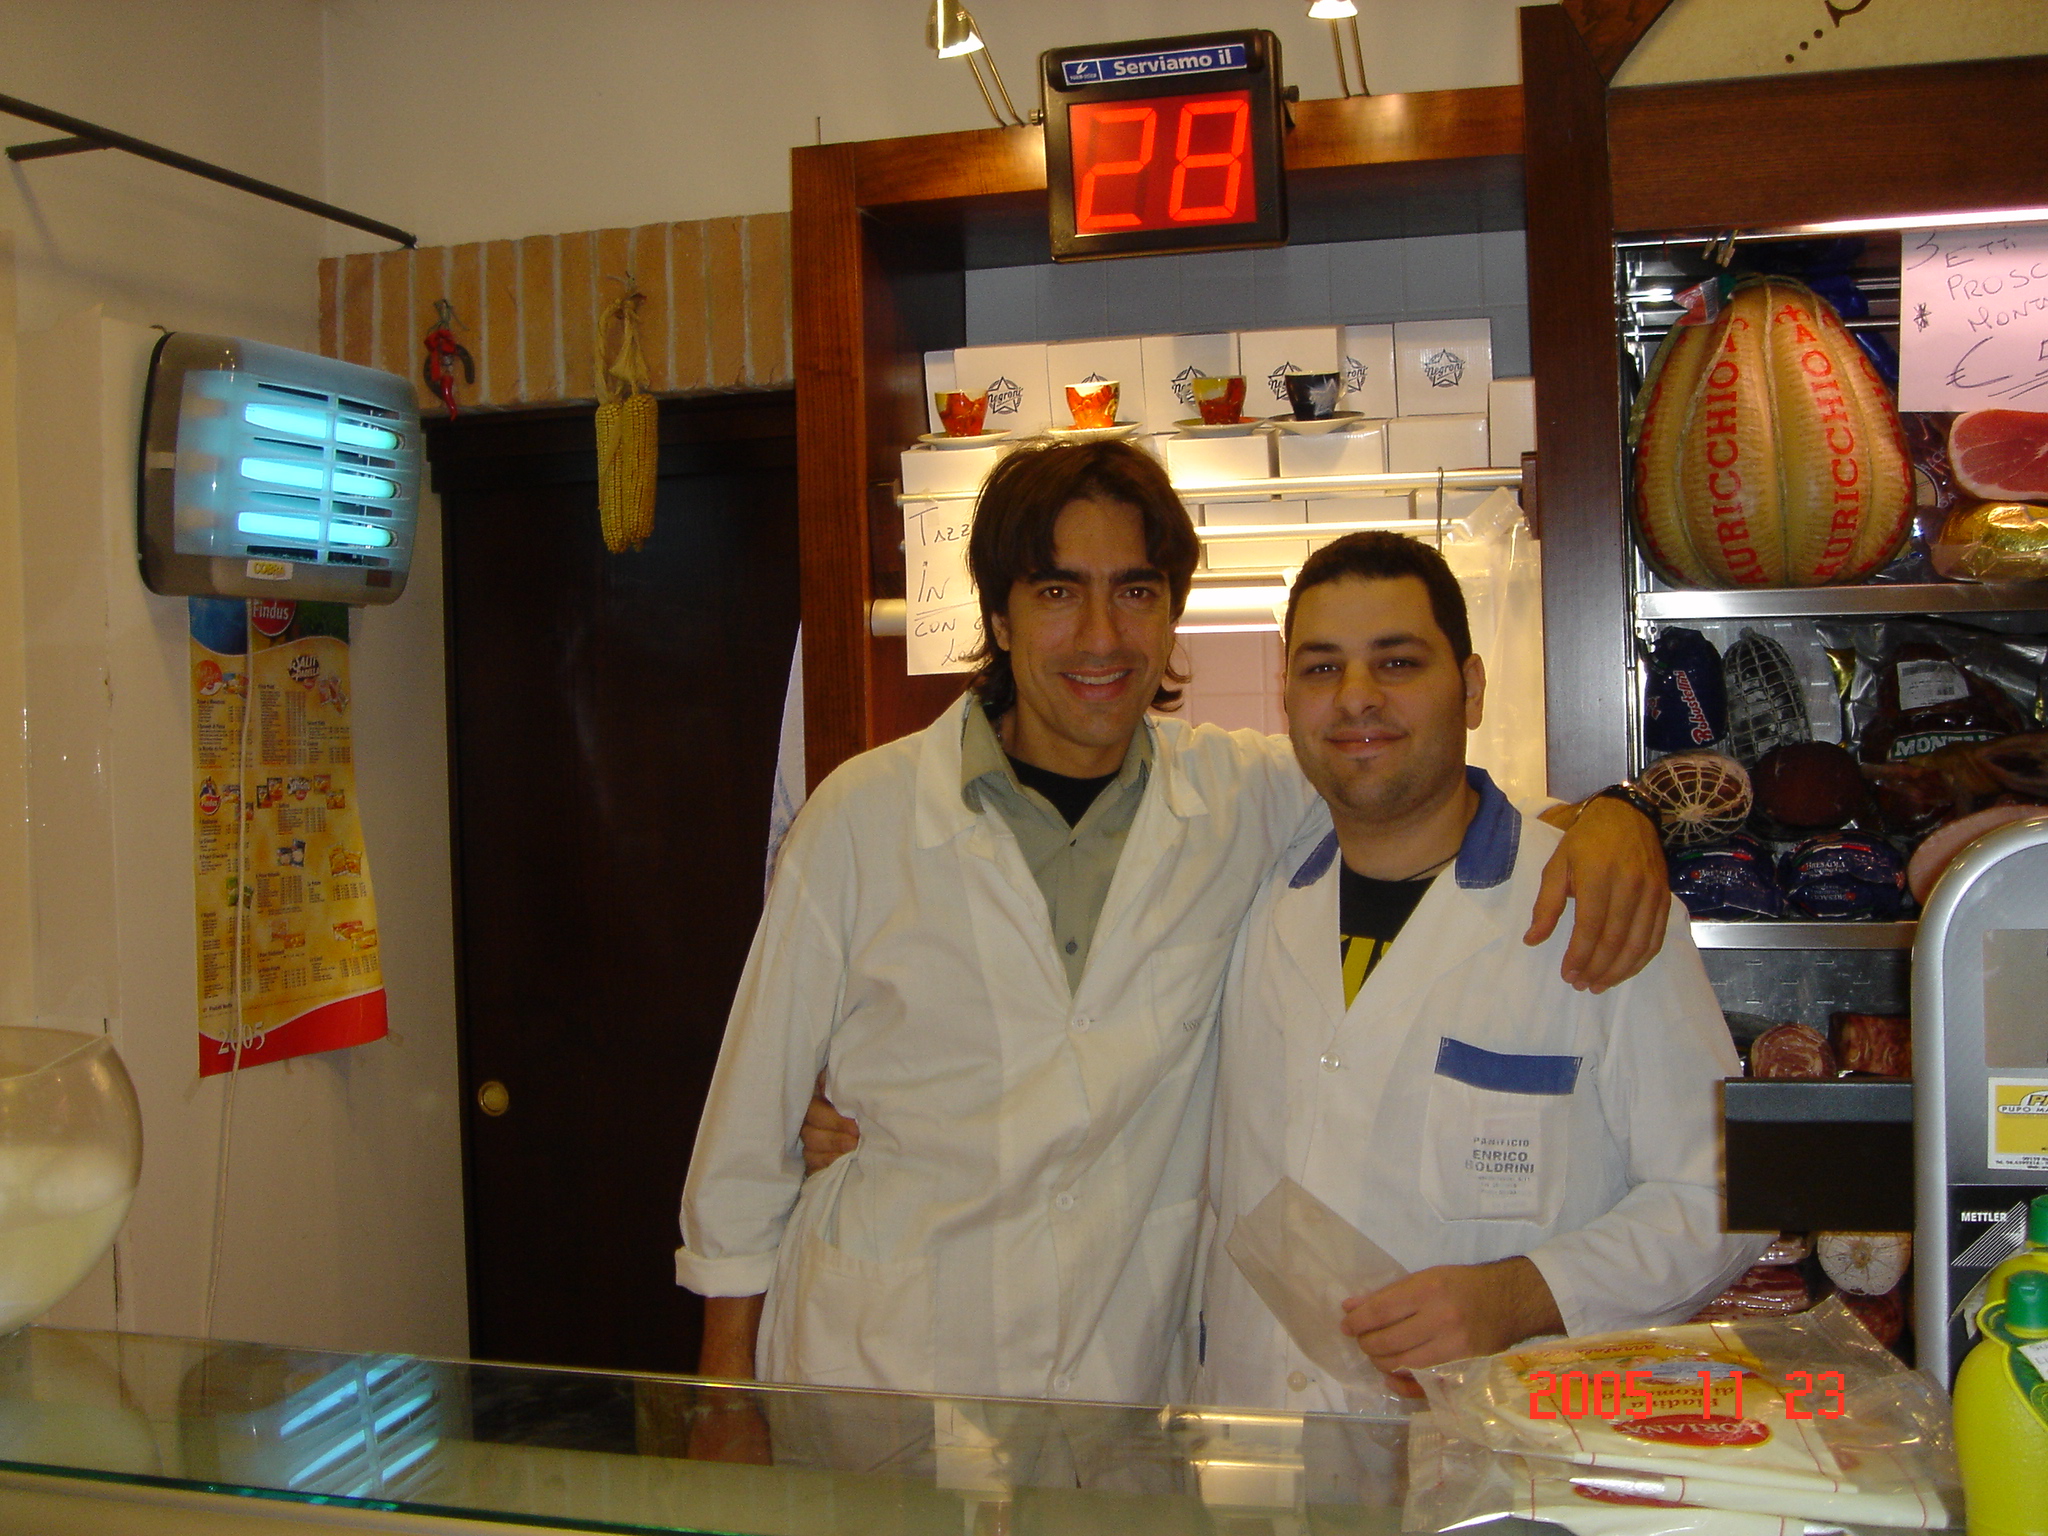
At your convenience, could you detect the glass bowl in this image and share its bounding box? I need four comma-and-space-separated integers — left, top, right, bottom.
0, 1028, 142, 1334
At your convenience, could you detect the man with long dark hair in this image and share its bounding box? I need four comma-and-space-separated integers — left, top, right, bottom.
677, 441, 1665, 1411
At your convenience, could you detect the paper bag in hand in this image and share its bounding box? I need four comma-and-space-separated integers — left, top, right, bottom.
1225, 1178, 1408, 1389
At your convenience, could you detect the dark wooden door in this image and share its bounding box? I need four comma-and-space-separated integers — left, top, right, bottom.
429, 395, 799, 1373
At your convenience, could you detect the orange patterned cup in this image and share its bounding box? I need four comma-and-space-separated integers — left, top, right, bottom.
1192, 375, 1248, 424
935, 391, 989, 437
1065, 381, 1120, 429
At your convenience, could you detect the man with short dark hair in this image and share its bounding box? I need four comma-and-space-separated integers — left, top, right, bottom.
677, 443, 1666, 1408
1195, 532, 1763, 1412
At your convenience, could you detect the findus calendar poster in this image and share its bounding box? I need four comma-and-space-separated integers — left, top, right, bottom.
189, 597, 387, 1076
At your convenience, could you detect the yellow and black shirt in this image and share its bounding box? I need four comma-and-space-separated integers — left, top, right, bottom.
1338, 863, 1435, 1008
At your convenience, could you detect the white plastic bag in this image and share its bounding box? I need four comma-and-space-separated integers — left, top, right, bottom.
1223, 1177, 1408, 1390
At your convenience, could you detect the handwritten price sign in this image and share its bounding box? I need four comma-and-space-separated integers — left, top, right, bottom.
1898, 223, 2048, 411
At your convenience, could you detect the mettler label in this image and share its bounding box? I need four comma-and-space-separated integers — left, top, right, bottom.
1061, 42, 1248, 88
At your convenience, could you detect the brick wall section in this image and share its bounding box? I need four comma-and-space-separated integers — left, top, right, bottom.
317, 212, 794, 411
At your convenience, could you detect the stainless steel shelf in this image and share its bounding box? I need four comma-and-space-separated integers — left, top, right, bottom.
895, 466, 1521, 508
1691, 920, 1915, 950
1637, 582, 2048, 620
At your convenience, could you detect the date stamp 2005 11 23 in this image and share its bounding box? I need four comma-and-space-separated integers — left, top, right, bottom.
1526, 1369, 1847, 1422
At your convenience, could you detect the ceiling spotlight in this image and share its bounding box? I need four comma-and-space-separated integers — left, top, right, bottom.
1308, 0, 1358, 16
928, 2, 983, 58
926, 3, 1029, 128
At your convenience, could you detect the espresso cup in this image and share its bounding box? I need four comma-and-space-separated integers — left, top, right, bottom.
934, 390, 989, 437
1283, 372, 1343, 421
1191, 375, 1248, 425
1065, 381, 1120, 430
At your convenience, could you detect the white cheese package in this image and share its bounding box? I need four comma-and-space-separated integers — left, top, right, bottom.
1223, 1177, 1407, 1391
1408, 1299, 1956, 1529
1405, 1412, 1846, 1536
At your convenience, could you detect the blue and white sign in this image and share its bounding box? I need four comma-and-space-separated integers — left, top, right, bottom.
1060, 41, 1248, 88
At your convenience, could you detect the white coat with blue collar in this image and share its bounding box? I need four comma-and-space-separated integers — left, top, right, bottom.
1196, 768, 1765, 1413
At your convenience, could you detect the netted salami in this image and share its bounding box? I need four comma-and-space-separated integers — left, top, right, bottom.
1749, 1023, 1837, 1080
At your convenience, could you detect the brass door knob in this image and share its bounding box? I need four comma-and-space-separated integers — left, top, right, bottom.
477, 1079, 511, 1116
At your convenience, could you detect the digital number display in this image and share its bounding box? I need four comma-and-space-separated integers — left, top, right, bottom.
1067, 90, 1255, 234
1042, 30, 1286, 262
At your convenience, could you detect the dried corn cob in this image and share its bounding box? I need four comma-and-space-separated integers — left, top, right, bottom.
595, 286, 656, 553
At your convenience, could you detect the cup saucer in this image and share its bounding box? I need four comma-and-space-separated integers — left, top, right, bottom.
916, 429, 1012, 449
1044, 421, 1142, 442
1265, 412, 1367, 435
1173, 417, 1261, 438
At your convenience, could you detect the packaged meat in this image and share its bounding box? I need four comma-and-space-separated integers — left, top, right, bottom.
1827, 1012, 1911, 1078
1690, 1263, 1813, 1322
1408, 1298, 1957, 1529
1646, 629, 1729, 753
1748, 742, 1873, 835
1906, 803, 2048, 900
1759, 1234, 1812, 1268
1777, 834, 1907, 921
1642, 751, 1754, 848
1930, 498, 2048, 581
1816, 1232, 1911, 1298
1947, 407, 2048, 503
1857, 640, 2029, 765
1864, 733, 2048, 838
1672, 835, 1785, 920
1749, 1024, 1837, 1081
1839, 1285, 1907, 1349
1723, 630, 1815, 766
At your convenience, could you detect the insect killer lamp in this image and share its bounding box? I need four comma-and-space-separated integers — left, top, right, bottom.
138, 332, 423, 605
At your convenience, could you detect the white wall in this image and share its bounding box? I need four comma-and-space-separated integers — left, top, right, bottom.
319, 0, 1532, 251
4, 3, 467, 1357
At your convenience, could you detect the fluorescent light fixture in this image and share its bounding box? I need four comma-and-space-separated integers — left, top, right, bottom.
927, 1, 983, 58
1308, 0, 1358, 17
1787, 205, 2048, 236
241, 457, 326, 491
332, 469, 398, 500
140, 331, 422, 603
237, 511, 322, 541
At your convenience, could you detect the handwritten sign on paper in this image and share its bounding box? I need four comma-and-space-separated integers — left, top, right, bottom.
903, 499, 981, 675
1898, 223, 2048, 411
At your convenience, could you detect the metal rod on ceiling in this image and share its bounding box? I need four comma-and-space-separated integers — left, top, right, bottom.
0, 90, 418, 249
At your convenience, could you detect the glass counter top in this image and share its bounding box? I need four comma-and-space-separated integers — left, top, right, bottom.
0, 1326, 1423, 1536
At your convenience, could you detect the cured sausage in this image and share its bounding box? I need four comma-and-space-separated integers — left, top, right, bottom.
1750, 1022, 1838, 1080
1829, 1012, 1911, 1078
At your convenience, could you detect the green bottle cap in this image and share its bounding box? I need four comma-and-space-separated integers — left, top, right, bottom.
2007, 1271, 2048, 1333
2030, 1193, 2048, 1247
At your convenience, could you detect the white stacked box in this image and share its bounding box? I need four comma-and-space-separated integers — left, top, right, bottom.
1275, 421, 1389, 480
900, 444, 1005, 498
1339, 325, 1398, 420
1165, 431, 1274, 492
1387, 414, 1490, 473
1488, 376, 1536, 467
1394, 318, 1493, 416
953, 343, 1052, 437
1304, 492, 1416, 553
1203, 499, 1308, 570
1237, 327, 1342, 417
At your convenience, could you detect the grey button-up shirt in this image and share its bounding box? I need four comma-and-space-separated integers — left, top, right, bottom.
960, 700, 1153, 992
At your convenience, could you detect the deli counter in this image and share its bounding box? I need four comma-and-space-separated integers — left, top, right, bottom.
0, 1324, 1413, 1536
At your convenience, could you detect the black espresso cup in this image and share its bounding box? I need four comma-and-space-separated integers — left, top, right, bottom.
1283, 372, 1343, 421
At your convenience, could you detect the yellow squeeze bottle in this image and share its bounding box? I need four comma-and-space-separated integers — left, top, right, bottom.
1986, 1196, 2048, 1312
1955, 1269, 2048, 1535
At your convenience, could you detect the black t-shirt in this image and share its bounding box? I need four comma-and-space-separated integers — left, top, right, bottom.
1338, 863, 1435, 1007
1009, 755, 1119, 828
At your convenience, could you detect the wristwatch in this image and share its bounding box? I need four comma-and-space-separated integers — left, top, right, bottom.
1594, 780, 1665, 839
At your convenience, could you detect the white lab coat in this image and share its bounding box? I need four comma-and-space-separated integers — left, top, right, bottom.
1196, 772, 1766, 1413
676, 695, 1312, 1403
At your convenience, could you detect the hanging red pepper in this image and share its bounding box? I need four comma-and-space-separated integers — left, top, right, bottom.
421, 299, 475, 419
